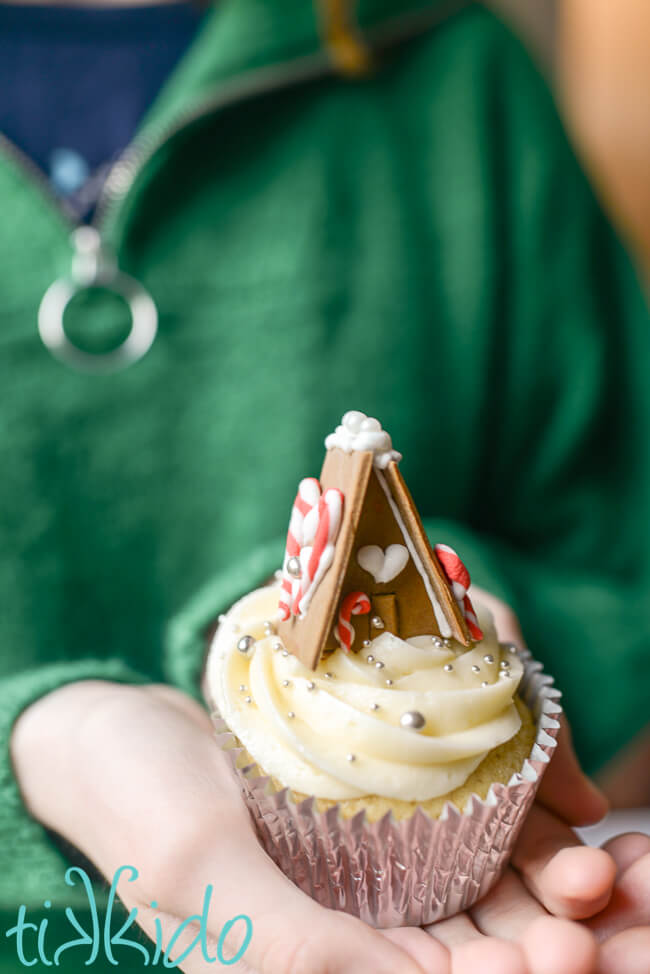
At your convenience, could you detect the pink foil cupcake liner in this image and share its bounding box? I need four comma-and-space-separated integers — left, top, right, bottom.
208, 645, 562, 928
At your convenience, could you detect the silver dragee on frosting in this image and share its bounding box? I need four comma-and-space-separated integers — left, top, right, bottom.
207, 584, 524, 801
324, 410, 402, 469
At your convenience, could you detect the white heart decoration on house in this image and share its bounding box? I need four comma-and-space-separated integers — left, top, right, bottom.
357, 544, 409, 584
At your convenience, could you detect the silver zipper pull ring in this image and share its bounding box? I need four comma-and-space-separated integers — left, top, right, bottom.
38, 226, 158, 373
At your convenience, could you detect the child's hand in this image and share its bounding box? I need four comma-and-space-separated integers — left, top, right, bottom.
7, 588, 645, 974
12, 681, 442, 974
467, 587, 650, 973
10, 676, 643, 974
583, 830, 650, 973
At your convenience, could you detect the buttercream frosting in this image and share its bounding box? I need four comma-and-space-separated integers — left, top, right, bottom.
207, 584, 524, 802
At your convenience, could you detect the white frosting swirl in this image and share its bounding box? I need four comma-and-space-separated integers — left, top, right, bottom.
207, 585, 523, 801
324, 411, 402, 468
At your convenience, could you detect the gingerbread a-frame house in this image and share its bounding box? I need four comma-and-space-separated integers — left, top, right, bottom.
277, 439, 478, 670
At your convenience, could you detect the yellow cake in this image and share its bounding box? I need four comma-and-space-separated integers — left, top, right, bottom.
302, 698, 535, 822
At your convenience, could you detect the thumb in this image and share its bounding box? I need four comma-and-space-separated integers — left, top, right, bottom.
469, 586, 524, 646
536, 716, 609, 826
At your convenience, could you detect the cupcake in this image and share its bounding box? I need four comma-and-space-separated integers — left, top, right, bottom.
205, 411, 561, 927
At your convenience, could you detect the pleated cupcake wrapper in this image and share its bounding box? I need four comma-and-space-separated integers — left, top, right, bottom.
209, 646, 562, 928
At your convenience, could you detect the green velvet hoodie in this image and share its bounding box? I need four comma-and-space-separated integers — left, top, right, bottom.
0, 0, 649, 949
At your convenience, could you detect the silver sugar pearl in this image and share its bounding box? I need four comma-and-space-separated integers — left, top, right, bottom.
263, 621, 276, 636
282, 679, 291, 688
239, 684, 247, 692
306, 681, 315, 691
281, 650, 289, 658
432, 637, 444, 647
370, 703, 380, 711
324, 672, 334, 679
237, 635, 255, 653
443, 663, 454, 672
471, 664, 481, 673
500, 660, 511, 669
483, 654, 494, 664
371, 616, 385, 630
273, 640, 283, 652
244, 696, 252, 704
507, 644, 517, 654
366, 654, 375, 663
347, 753, 356, 762
286, 556, 302, 578
443, 639, 451, 648
481, 681, 489, 688
500, 670, 512, 679
375, 661, 385, 669
363, 640, 372, 649
400, 710, 426, 730
287, 711, 295, 719
385, 678, 393, 686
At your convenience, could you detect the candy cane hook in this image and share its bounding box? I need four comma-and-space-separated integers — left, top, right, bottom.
336, 591, 371, 652
434, 544, 483, 641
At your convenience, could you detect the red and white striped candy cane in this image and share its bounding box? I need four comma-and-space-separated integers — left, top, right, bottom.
335, 591, 371, 652
434, 544, 484, 641
278, 478, 321, 620
296, 487, 344, 615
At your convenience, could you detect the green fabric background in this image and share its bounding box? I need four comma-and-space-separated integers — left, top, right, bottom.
1, 0, 649, 953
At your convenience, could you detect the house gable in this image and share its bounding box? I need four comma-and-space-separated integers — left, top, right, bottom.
277, 446, 471, 669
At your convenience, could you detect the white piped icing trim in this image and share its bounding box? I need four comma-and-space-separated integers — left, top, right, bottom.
325, 411, 402, 469
374, 469, 451, 638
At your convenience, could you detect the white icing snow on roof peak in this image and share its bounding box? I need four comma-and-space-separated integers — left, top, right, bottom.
324, 411, 402, 469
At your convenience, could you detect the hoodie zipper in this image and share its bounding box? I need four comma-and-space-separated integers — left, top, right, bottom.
1, 49, 335, 243
2, 0, 469, 241
3, 50, 335, 371
0, 132, 77, 229
94, 50, 335, 238
2, 2, 466, 369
